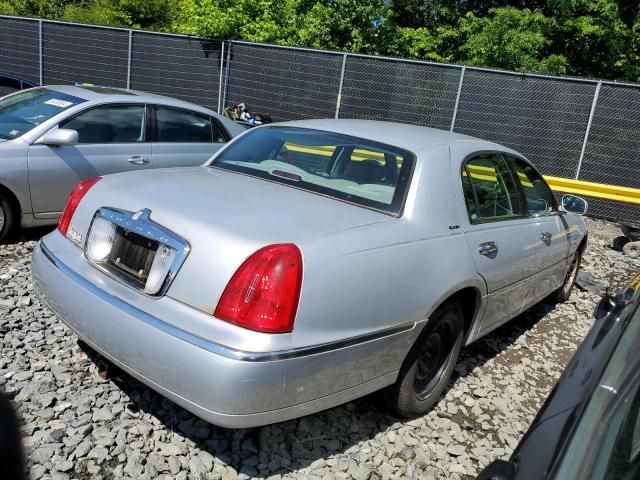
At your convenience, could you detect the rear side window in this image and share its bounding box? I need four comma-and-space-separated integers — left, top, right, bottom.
462, 154, 523, 222
507, 155, 557, 215
155, 107, 226, 143
62, 105, 145, 144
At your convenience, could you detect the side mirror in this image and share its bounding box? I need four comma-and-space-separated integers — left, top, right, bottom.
594, 294, 617, 320
476, 460, 517, 480
34, 128, 78, 146
559, 194, 588, 215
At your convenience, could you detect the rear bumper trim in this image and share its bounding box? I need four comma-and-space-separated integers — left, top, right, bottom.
39, 241, 414, 362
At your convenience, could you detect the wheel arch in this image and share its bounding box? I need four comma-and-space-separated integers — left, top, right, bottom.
0, 182, 22, 222
577, 233, 588, 254
415, 283, 485, 350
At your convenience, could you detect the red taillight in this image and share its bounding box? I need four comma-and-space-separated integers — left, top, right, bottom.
214, 244, 303, 333
58, 176, 102, 236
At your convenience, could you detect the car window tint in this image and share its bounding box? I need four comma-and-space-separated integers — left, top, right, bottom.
508, 155, 556, 215
212, 126, 415, 215
62, 105, 145, 144
156, 107, 214, 143
211, 121, 227, 143
278, 142, 332, 173
462, 154, 522, 222
339, 148, 400, 186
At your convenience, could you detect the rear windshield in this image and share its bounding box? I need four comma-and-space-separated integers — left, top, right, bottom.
211, 126, 415, 215
0, 87, 85, 139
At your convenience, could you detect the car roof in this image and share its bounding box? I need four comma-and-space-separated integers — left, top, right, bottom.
43, 85, 216, 115
273, 119, 503, 154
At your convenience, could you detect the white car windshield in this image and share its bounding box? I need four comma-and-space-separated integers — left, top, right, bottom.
0, 87, 85, 140
211, 126, 415, 215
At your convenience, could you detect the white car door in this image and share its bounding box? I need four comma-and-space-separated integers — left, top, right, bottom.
28, 103, 151, 216
453, 148, 540, 336
150, 106, 228, 168
505, 154, 572, 305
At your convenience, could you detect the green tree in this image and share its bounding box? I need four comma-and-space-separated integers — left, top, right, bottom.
454, 7, 568, 74
63, 0, 129, 26
295, 0, 394, 53
547, 0, 635, 80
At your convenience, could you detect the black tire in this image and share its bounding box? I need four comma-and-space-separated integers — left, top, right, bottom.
553, 248, 582, 302
612, 236, 630, 252
0, 193, 16, 243
384, 302, 464, 418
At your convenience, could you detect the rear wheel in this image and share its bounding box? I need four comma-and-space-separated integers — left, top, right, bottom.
0, 193, 16, 243
554, 248, 582, 302
384, 302, 464, 418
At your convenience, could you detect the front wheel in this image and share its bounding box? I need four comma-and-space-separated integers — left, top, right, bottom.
553, 248, 582, 302
384, 302, 464, 418
0, 193, 16, 243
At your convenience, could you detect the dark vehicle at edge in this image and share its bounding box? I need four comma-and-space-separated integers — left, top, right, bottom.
0, 72, 37, 98
478, 273, 640, 480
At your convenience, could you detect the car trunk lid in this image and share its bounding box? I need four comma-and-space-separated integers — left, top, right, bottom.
70, 166, 392, 314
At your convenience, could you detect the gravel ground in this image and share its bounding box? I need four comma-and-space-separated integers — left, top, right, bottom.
1, 218, 639, 480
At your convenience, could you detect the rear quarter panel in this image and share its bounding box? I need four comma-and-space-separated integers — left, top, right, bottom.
291, 144, 486, 348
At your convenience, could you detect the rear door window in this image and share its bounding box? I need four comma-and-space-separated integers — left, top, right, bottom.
155, 107, 225, 143
462, 154, 523, 222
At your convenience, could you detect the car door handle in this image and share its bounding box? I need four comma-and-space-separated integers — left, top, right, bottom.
127, 156, 150, 165
478, 241, 498, 256
541, 231, 552, 242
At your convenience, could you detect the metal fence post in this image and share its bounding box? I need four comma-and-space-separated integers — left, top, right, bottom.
126, 30, 132, 89
576, 81, 602, 180
450, 66, 465, 132
221, 41, 232, 110
38, 19, 43, 85
217, 41, 225, 114
335, 53, 347, 119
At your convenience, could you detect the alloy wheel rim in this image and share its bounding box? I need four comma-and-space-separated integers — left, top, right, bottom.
0, 207, 4, 231
414, 322, 454, 400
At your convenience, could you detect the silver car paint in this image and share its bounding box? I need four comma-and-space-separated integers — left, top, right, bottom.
0, 85, 244, 226
32, 120, 587, 427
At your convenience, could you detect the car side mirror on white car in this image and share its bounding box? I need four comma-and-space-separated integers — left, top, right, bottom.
35, 127, 79, 146
560, 194, 588, 215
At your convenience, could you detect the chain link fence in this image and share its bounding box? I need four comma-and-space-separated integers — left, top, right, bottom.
0, 15, 638, 222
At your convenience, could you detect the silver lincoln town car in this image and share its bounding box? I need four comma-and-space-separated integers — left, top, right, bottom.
32, 119, 588, 428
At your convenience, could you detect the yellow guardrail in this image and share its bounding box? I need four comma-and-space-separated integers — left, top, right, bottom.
284, 144, 640, 205
544, 176, 640, 205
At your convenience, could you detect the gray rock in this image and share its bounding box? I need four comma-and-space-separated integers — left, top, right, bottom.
54, 459, 73, 472
87, 446, 108, 461
92, 407, 114, 422
29, 464, 46, 480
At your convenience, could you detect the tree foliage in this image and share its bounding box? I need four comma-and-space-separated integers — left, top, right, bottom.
1, 0, 638, 82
